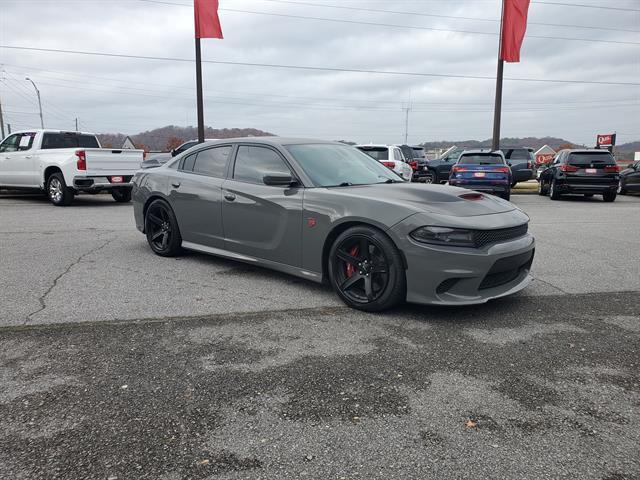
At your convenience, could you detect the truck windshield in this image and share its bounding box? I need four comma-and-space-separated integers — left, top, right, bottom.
42, 133, 100, 149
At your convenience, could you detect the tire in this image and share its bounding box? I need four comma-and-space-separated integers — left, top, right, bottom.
501, 189, 511, 201
603, 191, 616, 203
618, 183, 627, 195
538, 179, 548, 196
549, 179, 561, 200
424, 170, 436, 184
46, 172, 75, 206
144, 199, 183, 257
328, 225, 406, 312
112, 188, 132, 203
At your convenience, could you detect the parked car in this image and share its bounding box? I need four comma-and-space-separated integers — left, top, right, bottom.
424, 147, 464, 184
537, 149, 620, 202
501, 147, 535, 187
0, 130, 143, 205
618, 161, 640, 195
143, 139, 217, 168
398, 144, 429, 182
133, 138, 534, 311
448, 150, 512, 200
355, 144, 412, 181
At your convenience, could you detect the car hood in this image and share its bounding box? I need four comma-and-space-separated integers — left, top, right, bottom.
323, 183, 516, 217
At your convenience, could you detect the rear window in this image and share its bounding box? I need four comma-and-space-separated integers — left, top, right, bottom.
458, 154, 505, 165
357, 147, 388, 161
504, 149, 533, 160
411, 147, 425, 157
568, 152, 615, 165
41, 133, 100, 149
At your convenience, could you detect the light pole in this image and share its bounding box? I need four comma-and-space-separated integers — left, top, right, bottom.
25, 77, 44, 129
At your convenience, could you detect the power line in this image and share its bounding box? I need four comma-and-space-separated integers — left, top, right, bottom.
531, 1, 640, 12
136, 0, 640, 44
251, 0, 640, 33
2, 45, 639, 86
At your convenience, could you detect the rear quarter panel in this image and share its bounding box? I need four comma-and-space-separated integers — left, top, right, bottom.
132, 169, 171, 232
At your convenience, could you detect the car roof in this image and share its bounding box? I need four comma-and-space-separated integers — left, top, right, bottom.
565, 149, 613, 154
355, 144, 393, 148
460, 149, 503, 155
201, 137, 340, 147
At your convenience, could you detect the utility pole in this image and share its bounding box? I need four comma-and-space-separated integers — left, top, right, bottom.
25, 77, 44, 129
75, 118, 78, 131
7, 123, 11, 134
403, 106, 411, 144
0, 96, 5, 139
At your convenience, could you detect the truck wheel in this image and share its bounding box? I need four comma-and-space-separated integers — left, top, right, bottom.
112, 188, 132, 203
46, 173, 75, 206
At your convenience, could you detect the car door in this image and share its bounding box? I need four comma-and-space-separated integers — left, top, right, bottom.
0, 132, 37, 186
627, 162, 640, 191
167, 145, 232, 249
222, 144, 303, 267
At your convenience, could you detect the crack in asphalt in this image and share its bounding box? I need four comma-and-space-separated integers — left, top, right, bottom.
23, 237, 117, 325
531, 276, 569, 295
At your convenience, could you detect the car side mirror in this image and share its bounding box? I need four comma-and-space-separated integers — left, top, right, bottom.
171, 149, 177, 157
507, 162, 512, 166
263, 174, 295, 186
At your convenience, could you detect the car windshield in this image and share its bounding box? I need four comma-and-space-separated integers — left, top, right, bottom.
286, 144, 401, 187
458, 154, 504, 165
356, 146, 388, 161
504, 149, 533, 160
568, 152, 615, 165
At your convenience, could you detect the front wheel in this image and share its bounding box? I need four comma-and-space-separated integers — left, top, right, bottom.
46, 173, 75, 206
424, 170, 436, 184
618, 183, 627, 195
112, 188, 132, 203
328, 226, 406, 312
603, 191, 617, 203
549, 179, 561, 200
144, 199, 182, 256
538, 179, 548, 196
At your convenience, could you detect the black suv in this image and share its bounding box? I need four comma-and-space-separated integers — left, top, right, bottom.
538, 149, 620, 202
424, 148, 464, 184
502, 147, 534, 186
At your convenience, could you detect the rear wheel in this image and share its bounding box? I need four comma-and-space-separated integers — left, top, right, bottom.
424, 170, 436, 184
549, 179, 561, 200
328, 226, 406, 312
46, 173, 75, 206
144, 199, 182, 256
603, 191, 617, 203
618, 183, 628, 195
501, 189, 511, 201
112, 188, 132, 203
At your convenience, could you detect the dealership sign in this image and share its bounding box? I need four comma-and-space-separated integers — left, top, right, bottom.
596, 133, 616, 147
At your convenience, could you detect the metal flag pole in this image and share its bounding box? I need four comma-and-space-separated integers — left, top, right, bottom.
195, 36, 205, 144
492, 0, 506, 151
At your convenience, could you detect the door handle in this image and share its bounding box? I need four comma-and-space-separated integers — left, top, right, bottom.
25, 155, 33, 159
171, 182, 181, 188
224, 192, 236, 202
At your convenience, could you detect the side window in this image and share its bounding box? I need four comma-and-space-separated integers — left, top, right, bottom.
193, 146, 231, 177
17, 133, 35, 151
0, 134, 20, 153
233, 146, 291, 185
181, 153, 197, 172
393, 149, 402, 161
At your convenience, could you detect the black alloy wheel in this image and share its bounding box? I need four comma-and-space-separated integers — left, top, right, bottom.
328, 226, 405, 311
144, 199, 182, 256
549, 179, 562, 200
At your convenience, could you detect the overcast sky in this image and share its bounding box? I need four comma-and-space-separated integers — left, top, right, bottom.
1, 0, 639, 145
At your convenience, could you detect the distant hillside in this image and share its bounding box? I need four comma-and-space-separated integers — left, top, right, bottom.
97, 125, 274, 151
419, 137, 585, 151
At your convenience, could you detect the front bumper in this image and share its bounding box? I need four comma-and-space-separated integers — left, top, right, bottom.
390, 212, 535, 305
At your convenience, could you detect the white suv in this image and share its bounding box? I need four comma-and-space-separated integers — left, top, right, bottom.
355, 144, 413, 181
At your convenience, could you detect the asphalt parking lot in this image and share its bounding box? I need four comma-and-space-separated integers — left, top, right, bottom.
1, 190, 639, 479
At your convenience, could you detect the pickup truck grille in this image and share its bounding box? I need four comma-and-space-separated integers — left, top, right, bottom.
473, 223, 528, 248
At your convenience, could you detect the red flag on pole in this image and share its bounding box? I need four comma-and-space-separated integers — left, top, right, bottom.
194, 0, 223, 39
500, 0, 530, 62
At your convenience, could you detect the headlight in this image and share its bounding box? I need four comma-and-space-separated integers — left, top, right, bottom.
410, 226, 475, 247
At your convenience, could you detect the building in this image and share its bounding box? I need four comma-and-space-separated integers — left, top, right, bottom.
122, 136, 136, 149
534, 145, 556, 166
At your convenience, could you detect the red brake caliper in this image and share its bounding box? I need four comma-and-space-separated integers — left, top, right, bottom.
345, 246, 359, 278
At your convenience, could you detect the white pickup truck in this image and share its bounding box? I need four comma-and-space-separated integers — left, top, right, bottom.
0, 129, 144, 206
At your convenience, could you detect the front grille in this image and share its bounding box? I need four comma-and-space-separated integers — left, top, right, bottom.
473, 223, 528, 248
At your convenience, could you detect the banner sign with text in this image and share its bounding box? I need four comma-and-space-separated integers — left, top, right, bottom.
596, 134, 616, 147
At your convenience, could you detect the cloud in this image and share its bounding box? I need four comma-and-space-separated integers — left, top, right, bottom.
1, 0, 638, 145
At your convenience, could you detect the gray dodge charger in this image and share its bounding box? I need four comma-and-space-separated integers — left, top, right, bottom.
132, 137, 535, 311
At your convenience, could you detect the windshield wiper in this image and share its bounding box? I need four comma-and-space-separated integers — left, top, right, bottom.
325, 182, 354, 187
